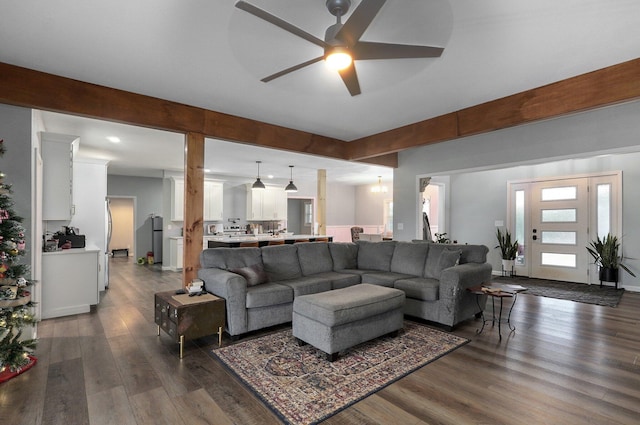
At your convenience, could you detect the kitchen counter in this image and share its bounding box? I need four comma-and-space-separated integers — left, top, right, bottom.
207, 234, 332, 248
43, 245, 101, 255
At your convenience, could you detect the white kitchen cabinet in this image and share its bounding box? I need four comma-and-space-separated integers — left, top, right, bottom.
41, 248, 99, 319
246, 185, 287, 221
41, 132, 78, 221
171, 178, 223, 222
170, 177, 185, 221
204, 180, 223, 221
169, 237, 183, 271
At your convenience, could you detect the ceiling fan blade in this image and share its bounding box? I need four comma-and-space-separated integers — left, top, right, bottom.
338, 63, 361, 96
335, 0, 387, 46
261, 56, 324, 83
235, 1, 329, 49
353, 41, 444, 60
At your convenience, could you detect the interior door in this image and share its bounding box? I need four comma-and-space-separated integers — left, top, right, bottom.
529, 178, 589, 282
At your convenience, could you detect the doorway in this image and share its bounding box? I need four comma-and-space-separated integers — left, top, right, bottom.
287, 198, 314, 234
508, 172, 621, 283
107, 196, 135, 256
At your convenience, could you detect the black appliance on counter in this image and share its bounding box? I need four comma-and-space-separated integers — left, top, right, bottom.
53, 226, 86, 248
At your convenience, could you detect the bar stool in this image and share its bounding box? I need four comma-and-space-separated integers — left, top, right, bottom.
239, 241, 259, 247
314, 237, 329, 242
268, 240, 284, 245
294, 239, 310, 243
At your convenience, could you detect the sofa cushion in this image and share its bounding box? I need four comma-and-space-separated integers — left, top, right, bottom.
278, 276, 332, 297
390, 242, 429, 276
329, 243, 358, 270
245, 283, 293, 308
357, 241, 396, 271
361, 271, 414, 287
394, 278, 439, 301
412, 241, 489, 264
457, 244, 489, 264
424, 244, 461, 279
261, 244, 302, 282
200, 247, 262, 270
297, 242, 333, 276
329, 272, 361, 290
229, 263, 268, 287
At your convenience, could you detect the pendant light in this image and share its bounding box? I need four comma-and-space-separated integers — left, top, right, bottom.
284, 165, 298, 192
371, 176, 388, 193
252, 160, 265, 189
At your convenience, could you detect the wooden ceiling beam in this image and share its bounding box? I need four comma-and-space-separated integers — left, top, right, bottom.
347, 58, 640, 160
2, 59, 639, 165
0, 62, 352, 162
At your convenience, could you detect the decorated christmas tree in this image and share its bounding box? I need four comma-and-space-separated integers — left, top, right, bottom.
0, 139, 37, 379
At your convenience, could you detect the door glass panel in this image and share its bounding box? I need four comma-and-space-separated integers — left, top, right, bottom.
541, 209, 576, 222
541, 231, 576, 245
304, 202, 312, 225
597, 184, 611, 239
541, 252, 577, 268
541, 186, 577, 201
515, 190, 525, 265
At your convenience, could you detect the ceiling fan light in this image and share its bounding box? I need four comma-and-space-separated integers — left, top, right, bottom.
325, 48, 352, 71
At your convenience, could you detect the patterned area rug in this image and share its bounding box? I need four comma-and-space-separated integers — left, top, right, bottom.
212, 321, 468, 425
494, 276, 625, 307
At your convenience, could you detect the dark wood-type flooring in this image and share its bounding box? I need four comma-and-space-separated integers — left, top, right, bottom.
2, 258, 640, 424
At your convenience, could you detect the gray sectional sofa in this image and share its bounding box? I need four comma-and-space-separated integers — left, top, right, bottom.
198, 241, 492, 337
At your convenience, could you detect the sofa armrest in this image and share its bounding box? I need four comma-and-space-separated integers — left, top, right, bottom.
197, 268, 249, 336
439, 263, 493, 300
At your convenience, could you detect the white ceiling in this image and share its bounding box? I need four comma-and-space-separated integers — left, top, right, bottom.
3, 0, 640, 184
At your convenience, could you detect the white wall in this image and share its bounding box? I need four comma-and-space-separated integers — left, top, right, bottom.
394, 100, 640, 290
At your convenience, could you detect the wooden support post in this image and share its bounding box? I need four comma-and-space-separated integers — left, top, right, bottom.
183, 132, 204, 287
317, 169, 326, 236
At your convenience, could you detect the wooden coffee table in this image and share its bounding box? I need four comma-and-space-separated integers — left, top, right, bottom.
467, 283, 527, 340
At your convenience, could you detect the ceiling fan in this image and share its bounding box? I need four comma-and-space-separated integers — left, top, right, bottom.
235, 0, 444, 96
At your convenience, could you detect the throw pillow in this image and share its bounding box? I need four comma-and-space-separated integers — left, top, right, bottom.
229, 263, 268, 287
436, 248, 461, 278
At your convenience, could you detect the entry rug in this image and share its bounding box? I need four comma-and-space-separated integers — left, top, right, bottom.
494, 276, 625, 307
212, 322, 468, 425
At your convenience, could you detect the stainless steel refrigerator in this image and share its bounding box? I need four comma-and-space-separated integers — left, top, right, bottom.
152, 216, 163, 263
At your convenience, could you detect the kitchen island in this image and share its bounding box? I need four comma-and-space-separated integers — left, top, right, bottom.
207, 234, 332, 248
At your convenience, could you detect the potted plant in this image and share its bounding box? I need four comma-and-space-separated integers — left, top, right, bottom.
495, 228, 518, 273
586, 233, 636, 284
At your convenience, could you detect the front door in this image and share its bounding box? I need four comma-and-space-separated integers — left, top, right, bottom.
510, 172, 621, 284
529, 178, 589, 282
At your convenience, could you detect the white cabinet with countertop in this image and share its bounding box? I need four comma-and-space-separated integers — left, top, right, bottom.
41, 248, 99, 319
41, 132, 78, 221
170, 177, 223, 222
246, 185, 287, 221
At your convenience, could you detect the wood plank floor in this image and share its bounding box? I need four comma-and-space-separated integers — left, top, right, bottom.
2, 257, 639, 424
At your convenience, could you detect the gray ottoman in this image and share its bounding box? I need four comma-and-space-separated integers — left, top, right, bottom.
292, 283, 405, 361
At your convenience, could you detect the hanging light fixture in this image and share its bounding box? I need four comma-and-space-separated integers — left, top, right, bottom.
371, 176, 388, 193
285, 165, 298, 192
252, 160, 265, 189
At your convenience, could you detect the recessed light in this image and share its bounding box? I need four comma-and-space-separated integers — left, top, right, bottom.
267, 174, 274, 179
107, 136, 121, 143
204, 168, 211, 173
